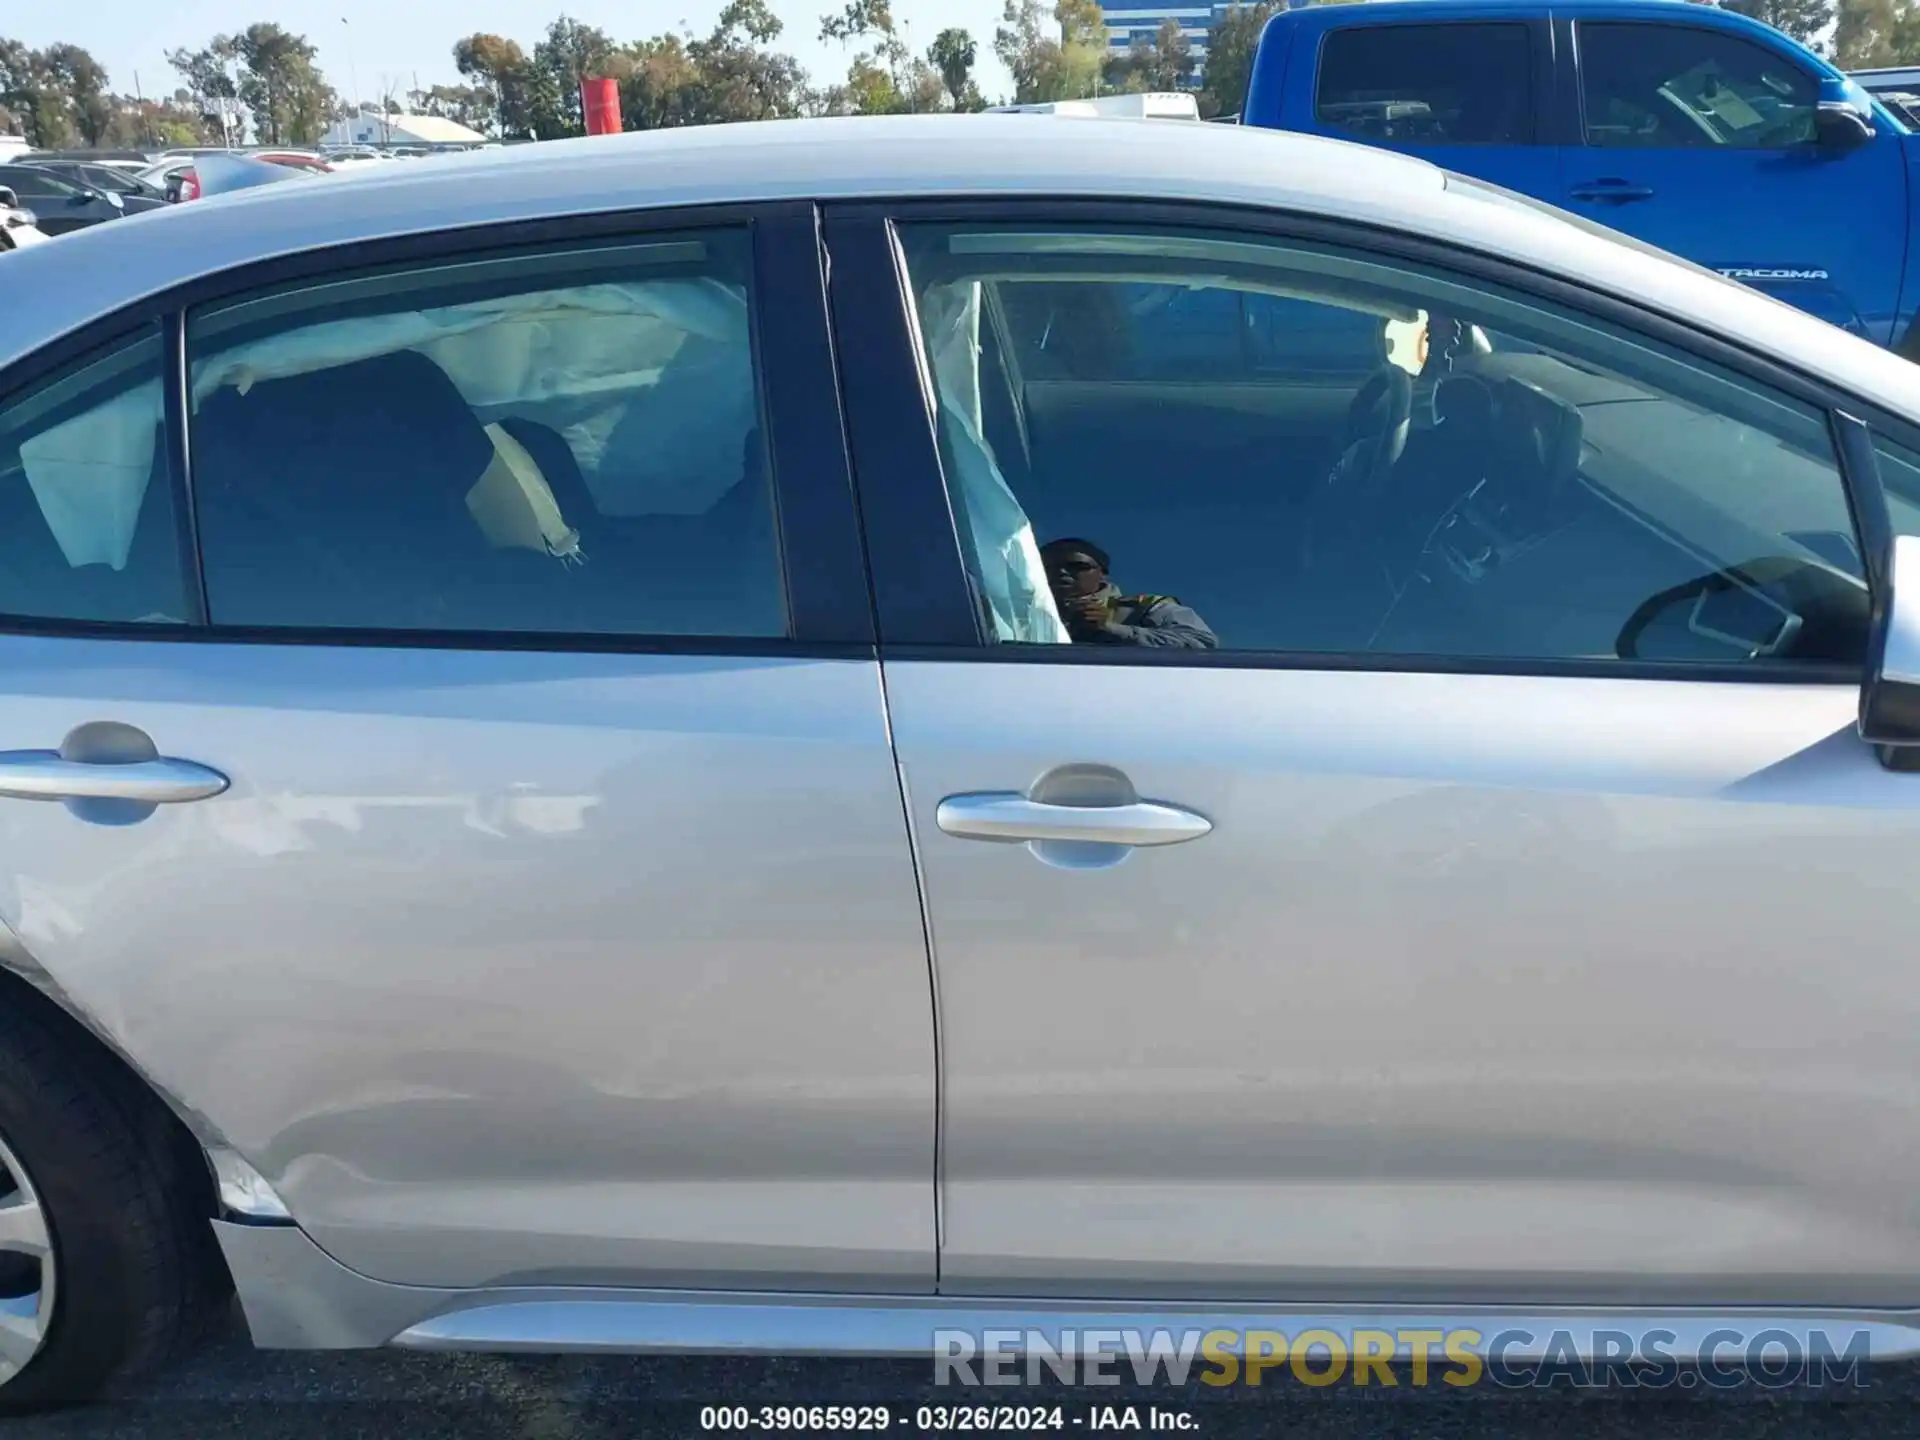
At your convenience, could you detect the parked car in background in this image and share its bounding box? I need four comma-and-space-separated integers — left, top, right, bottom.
0, 165, 129, 235
136, 158, 200, 203
1241, 0, 1920, 352
140, 150, 332, 204
20, 159, 166, 204
0, 185, 47, 250
1851, 64, 1920, 98
988, 91, 1200, 118
1851, 70, 1920, 127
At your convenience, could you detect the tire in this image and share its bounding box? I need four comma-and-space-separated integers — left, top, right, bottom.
0, 993, 228, 1412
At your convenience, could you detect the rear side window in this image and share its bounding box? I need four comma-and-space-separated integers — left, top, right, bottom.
0, 329, 192, 625
1316, 24, 1535, 145
184, 231, 787, 638
1578, 23, 1818, 149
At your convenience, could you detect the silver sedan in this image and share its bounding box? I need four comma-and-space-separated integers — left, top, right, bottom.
2, 113, 1920, 1410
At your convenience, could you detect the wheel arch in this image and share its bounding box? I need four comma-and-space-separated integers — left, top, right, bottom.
0, 961, 226, 1234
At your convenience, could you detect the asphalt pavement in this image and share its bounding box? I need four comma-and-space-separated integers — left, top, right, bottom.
11, 1305, 1920, 1440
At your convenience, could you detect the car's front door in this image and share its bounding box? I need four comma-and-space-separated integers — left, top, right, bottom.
1559, 19, 1909, 345
834, 201, 1920, 1306
0, 206, 937, 1293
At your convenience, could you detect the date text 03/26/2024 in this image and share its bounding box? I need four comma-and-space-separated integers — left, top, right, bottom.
699, 1405, 1195, 1431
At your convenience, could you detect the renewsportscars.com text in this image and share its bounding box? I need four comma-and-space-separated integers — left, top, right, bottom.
933, 1325, 1874, 1390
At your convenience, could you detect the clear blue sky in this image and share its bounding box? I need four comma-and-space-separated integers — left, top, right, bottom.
12, 0, 1015, 112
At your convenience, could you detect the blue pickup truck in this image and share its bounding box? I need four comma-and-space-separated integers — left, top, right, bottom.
1241, 0, 1920, 351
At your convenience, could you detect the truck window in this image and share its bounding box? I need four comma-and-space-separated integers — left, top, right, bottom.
1316, 24, 1534, 146
1578, 23, 1818, 149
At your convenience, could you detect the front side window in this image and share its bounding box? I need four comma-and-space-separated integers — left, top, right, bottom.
900, 223, 1866, 667
1316, 24, 1535, 146
1579, 24, 1818, 150
185, 230, 785, 637
0, 329, 191, 625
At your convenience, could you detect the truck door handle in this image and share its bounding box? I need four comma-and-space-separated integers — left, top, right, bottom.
0, 751, 229, 803
935, 793, 1212, 847
1568, 180, 1656, 205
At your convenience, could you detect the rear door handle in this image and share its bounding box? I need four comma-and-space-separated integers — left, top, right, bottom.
1568, 180, 1656, 205
935, 793, 1212, 847
0, 751, 228, 803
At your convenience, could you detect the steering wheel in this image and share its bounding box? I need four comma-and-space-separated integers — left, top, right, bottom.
1301, 365, 1413, 574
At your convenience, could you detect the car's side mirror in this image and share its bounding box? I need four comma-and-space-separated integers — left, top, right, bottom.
0, 186, 16, 208
1816, 77, 1875, 153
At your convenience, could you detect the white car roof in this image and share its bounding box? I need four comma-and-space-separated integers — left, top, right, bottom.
5, 114, 1920, 420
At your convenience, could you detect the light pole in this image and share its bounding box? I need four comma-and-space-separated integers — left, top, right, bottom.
341, 17, 363, 142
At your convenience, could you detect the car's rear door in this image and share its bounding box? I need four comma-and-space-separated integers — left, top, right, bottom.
0, 203, 937, 1292
831, 197, 1920, 1306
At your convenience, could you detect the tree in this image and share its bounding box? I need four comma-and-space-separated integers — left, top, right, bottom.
1834, 0, 1920, 65
0, 38, 78, 147
409, 83, 491, 131
995, 0, 1108, 103
233, 24, 334, 144
40, 44, 110, 145
167, 35, 240, 139
531, 15, 618, 136
682, 0, 809, 124
1109, 17, 1193, 92
102, 94, 217, 148
454, 33, 535, 136
927, 27, 981, 109
819, 0, 944, 112
1200, 1, 1278, 117
618, 33, 703, 129
1720, 0, 1835, 49
171, 26, 333, 144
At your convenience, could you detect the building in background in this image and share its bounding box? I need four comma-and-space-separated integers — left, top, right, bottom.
321, 108, 486, 148
1101, 1, 1234, 83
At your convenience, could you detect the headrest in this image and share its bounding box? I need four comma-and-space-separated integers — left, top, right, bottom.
196, 349, 495, 513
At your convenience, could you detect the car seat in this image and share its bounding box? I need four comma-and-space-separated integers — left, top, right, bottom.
193, 349, 577, 631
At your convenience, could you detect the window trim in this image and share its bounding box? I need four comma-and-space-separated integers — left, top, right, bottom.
1570, 17, 1823, 154
0, 201, 876, 657
828, 194, 1886, 684
1312, 19, 1546, 148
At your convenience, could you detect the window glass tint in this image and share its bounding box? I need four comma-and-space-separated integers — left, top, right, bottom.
0, 167, 82, 199
901, 224, 1864, 666
1317, 24, 1534, 145
186, 232, 785, 637
1579, 24, 1817, 149
993, 281, 1383, 381
0, 329, 191, 624
1863, 437, 1920, 541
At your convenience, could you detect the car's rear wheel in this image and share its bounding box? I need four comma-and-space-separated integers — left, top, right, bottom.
0, 995, 228, 1412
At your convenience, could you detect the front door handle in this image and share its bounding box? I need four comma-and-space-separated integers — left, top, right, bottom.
0, 751, 228, 803
935, 793, 1212, 847
1568, 180, 1656, 205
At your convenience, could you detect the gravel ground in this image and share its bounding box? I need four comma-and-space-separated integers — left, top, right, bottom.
10, 1307, 1920, 1440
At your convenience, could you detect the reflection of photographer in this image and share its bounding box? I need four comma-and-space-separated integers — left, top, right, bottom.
1041, 538, 1218, 649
